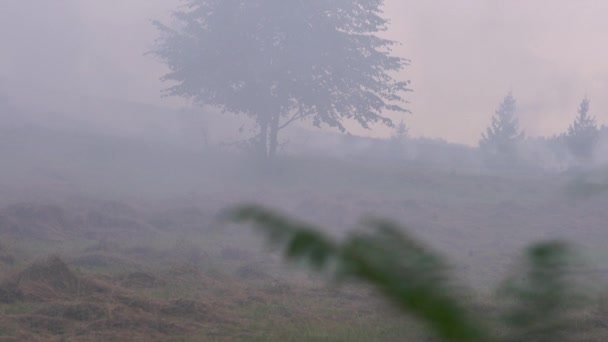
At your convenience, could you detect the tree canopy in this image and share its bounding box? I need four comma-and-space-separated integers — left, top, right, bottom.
151, 0, 411, 160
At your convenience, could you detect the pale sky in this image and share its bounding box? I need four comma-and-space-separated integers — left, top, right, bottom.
1, 0, 607, 145
387, 0, 608, 144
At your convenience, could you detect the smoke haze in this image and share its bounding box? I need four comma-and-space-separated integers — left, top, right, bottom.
1, 1, 607, 144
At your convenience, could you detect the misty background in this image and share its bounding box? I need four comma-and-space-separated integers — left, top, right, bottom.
2, 1, 608, 339
0, 0, 605, 278
2, 0, 607, 145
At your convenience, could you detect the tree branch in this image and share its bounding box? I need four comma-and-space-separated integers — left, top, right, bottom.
279, 111, 307, 131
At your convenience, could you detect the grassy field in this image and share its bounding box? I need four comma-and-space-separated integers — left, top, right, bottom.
1, 156, 608, 340
0, 207, 422, 341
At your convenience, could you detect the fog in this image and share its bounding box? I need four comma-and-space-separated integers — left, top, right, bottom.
2, 1, 608, 144
1, 1, 608, 340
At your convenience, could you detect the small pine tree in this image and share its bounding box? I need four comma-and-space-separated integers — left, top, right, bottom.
388, 119, 409, 159
565, 97, 598, 162
392, 120, 409, 141
479, 92, 525, 168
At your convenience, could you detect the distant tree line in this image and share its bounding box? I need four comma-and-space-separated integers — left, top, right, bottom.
477, 92, 602, 172
151, 0, 604, 174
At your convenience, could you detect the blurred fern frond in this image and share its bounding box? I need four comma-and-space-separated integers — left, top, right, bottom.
229, 204, 489, 342
228, 204, 592, 342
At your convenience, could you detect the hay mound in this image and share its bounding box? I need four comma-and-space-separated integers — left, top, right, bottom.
14, 256, 82, 301
0, 253, 236, 340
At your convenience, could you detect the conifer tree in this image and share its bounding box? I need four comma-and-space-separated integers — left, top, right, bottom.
479, 92, 524, 167
564, 97, 598, 162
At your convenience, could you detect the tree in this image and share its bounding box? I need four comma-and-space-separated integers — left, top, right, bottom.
150, 0, 411, 161
479, 92, 524, 168
387, 119, 409, 159
564, 97, 598, 162
392, 119, 409, 141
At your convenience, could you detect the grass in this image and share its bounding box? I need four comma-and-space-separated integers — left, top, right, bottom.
0, 302, 41, 315
1, 157, 608, 340
0, 226, 431, 340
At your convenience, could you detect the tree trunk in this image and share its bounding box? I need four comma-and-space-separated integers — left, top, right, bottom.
258, 118, 269, 160
268, 112, 280, 161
